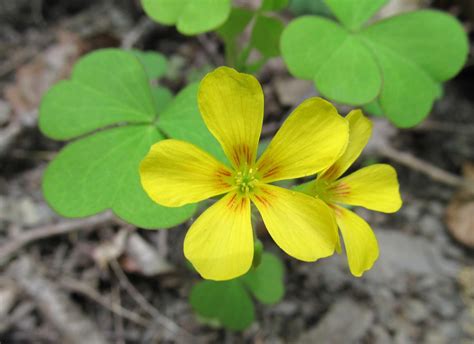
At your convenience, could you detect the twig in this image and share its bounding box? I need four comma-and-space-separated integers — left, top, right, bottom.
112, 284, 126, 344
59, 276, 150, 328
121, 17, 155, 49
0, 301, 36, 333
378, 144, 474, 193
110, 260, 193, 339
0, 211, 115, 265
9, 256, 107, 344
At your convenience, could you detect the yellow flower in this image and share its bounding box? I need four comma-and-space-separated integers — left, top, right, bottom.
301, 110, 402, 277
139, 67, 349, 281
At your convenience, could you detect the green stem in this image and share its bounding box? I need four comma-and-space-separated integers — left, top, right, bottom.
224, 37, 237, 67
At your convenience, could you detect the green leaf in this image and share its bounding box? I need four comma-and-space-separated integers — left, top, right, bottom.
39, 49, 214, 228
324, 0, 388, 31
216, 7, 254, 41
241, 253, 285, 304
251, 15, 285, 58
363, 99, 384, 117
360, 10, 468, 82
189, 252, 286, 331
132, 50, 168, 80
151, 86, 173, 114
39, 49, 156, 140
142, 0, 231, 35
359, 10, 466, 127
261, 0, 288, 11
190, 280, 255, 331
281, 8, 468, 126
314, 34, 381, 105
157, 83, 227, 163
281, 17, 381, 104
43, 126, 196, 228
363, 42, 442, 127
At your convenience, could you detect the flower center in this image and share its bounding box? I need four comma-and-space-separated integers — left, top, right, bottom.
312, 178, 332, 202
234, 167, 258, 196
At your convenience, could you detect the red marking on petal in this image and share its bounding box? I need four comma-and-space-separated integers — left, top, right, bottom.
330, 182, 350, 197
322, 165, 339, 180
227, 193, 237, 208
216, 169, 232, 177
329, 203, 343, 217
254, 195, 270, 208
232, 143, 253, 167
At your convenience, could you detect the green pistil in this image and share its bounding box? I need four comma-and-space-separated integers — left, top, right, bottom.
312, 178, 332, 202
234, 167, 258, 195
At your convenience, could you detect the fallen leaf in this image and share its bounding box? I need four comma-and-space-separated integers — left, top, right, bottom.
92, 229, 129, 269
445, 162, 474, 248
121, 233, 174, 276
4, 31, 84, 118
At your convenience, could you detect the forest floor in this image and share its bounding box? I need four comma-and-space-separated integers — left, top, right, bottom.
1, 0, 474, 343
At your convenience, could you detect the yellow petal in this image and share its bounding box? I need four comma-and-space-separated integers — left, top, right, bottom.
184, 192, 253, 281
319, 109, 372, 181
256, 97, 349, 182
198, 67, 263, 169
329, 164, 402, 213
252, 184, 338, 261
140, 139, 233, 207
333, 205, 379, 277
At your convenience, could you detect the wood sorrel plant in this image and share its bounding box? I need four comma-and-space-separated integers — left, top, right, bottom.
140, 66, 349, 281
39, 0, 466, 332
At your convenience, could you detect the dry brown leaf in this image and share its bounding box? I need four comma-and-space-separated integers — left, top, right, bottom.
445, 162, 474, 248
4, 31, 84, 117
92, 228, 128, 269
120, 233, 174, 276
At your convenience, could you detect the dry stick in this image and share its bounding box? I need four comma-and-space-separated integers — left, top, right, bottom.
378, 144, 474, 193
0, 211, 115, 265
59, 276, 151, 328
10, 257, 108, 344
121, 18, 155, 49
109, 260, 193, 340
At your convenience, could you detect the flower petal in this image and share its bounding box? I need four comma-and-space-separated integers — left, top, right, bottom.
140, 139, 233, 207
319, 109, 372, 181
184, 192, 253, 281
329, 164, 402, 213
256, 97, 349, 182
252, 184, 338, 261
333, 205, 379, 277
198, 66, 263, 169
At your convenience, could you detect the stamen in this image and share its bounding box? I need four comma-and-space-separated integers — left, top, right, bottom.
233, 166, 259, 196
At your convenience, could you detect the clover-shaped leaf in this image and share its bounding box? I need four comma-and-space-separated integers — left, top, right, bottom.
142, 0, 231, 35
217, 8, 254, 43
281, 0, 468, 127
40, 49, 222, 229
190, 253, 285, 330
217, 4, 285, 71
251, 15, 285, 58
325, 0, 388, 31
133, 50, 168, 81
240, 252, 285, 304
190, 280, 255, 331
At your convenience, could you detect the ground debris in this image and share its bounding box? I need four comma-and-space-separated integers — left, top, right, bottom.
8, 256, 107, 344
298, 298, 374, 343
121, 232, 174, 276
445, 162, 474, 248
